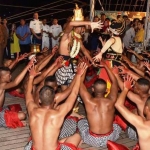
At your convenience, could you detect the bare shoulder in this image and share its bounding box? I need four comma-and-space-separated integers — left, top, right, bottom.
61, 32, 71, 41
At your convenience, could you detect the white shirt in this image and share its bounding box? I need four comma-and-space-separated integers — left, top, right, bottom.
29, 19, 42, 33
50, 24, 62, 37
42, 24, 50, 37
123, 27, 135, 48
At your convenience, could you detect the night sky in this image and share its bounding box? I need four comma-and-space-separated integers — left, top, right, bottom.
0, 0, 147, 26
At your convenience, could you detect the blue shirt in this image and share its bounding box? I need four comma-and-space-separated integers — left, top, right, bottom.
16, 24, 31, 45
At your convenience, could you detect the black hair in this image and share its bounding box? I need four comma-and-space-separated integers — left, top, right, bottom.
45, 75, 56, 83
94, 79, 107, 86
39, 85, 55, 106
36, 53, 43, 57
0, 67, 11, 72
137, 78, 150, 87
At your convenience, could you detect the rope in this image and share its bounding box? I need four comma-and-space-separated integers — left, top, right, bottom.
90, 0, 95, 22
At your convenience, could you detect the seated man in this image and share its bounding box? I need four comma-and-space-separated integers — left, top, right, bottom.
24, 62, 87, 150
78, 61, 121, 147
115, 75, 150, 150
0, 58, 35, 128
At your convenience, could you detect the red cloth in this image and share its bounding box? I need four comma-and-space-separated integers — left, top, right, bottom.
8, 104, 22, 112
114, 115, 127, 131
56, 142, 82, 150
89, 129, 113, 137
107, 140, 129, 150
125, 100, 136, 111
4, 110, 24, 128
31, 143, 82, 150
84, 75, 98, 88
133, 143, 140, 150
9, 90, 25, 99
66, 116, 79, 122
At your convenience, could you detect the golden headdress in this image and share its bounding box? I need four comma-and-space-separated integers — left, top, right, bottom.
72, 3, 84, 21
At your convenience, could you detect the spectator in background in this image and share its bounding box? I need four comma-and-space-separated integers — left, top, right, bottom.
29, 12, 42, 46
100, 13, 106, 23
2, 18, 10, 59
10, 24, 20, 57
134, 20, 144, 43
16, 19, 31, 54
0, 17, 7, 66
42, 19, 50, 49
123, 23, 136, 49
89, 16, 100, 53
50, 19, 62, 48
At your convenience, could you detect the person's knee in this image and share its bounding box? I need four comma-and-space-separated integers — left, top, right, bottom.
18, 112, 26, 120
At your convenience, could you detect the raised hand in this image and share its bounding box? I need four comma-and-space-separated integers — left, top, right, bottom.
18, 53, 28, 62
28, 65, 41, 77
118, 66, 129, 74
42, 47, 49, 53
123, 75, 134, 90
51, 46, 58, 55
28, 56, 36, 68
55, 56, 64, 68
80, 57, 91, 67
77, 62, 88, 76
91, 21, 103, 33
144, 61, 150, 71
93, 52, 102, 62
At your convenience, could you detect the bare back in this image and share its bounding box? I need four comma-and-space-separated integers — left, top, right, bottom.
111, 37, 123, 54
85, 97, 115, 134
0, 83, 7, 107
29, 107, 64, 150
137, 121, 150, 150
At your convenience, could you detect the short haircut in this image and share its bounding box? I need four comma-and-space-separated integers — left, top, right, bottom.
138, 20, 144, 25
137, 78, 150, 93
0, 67, 11, 72
39, 85, 55, 106
36, 53, 43, 57
137, 78, 150, 87
45, 76, 56, 83
93, 79, 107, 94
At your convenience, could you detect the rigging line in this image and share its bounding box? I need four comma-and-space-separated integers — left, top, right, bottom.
0, 4, 35, 9
8, 1, 75, 20
97, 0, 104, 11
7, 0, 64, 19
11, 8, 74, 24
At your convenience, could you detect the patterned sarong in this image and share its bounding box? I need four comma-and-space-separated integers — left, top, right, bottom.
78, 118, 121, 147
127, 126, 138, 140
59, 116, 78, 139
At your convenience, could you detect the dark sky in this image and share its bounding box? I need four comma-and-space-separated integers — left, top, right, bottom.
0, 0, 147, 26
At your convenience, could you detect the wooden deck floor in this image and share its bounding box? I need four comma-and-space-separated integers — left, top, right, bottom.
0, 95, 137, 150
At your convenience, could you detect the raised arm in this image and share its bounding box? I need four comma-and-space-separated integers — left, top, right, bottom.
64, 21, 103, 34
3, 57, 35, 90
25, 65, 40, 115
33, 56, 63, 85
59, 62, 87, 116
113, 68, 142, 106
115, 75, 144, 127
36, 47, 57, 72
93, 38, 115, 62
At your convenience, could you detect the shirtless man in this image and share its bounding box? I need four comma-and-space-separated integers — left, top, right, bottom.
115, 75, 150, 150
0, 58, 34, 128
55, 13, 103, 91
78, 61, 121, 147
25, 62, 87, 150
113, 67, 150, 118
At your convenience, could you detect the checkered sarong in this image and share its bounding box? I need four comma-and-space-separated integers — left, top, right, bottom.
0, 107, 9, 127
24, 140, 80, 150
55, 63, 77, 85
59, 117, 77, 139
127, 126, 138, 140
78, 118, 121, 147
